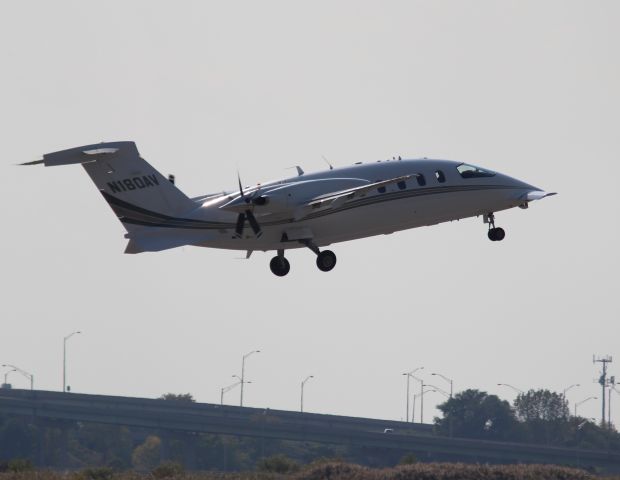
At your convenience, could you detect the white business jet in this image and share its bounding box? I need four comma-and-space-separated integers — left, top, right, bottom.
23, 141, 555, 276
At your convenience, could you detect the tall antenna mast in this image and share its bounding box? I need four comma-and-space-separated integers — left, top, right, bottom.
594, 355, 613, 426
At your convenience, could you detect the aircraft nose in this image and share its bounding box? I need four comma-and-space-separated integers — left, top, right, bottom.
500, 173, 539, 192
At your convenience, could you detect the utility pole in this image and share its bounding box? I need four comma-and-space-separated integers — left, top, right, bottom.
594, 355, 612, 427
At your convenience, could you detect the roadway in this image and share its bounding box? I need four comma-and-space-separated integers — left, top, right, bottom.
1, 389, 619, 471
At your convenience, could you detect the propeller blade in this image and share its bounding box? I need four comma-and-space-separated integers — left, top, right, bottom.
235, 213, 246, 237
237, 172, 246, 201
245, 210, 262, 238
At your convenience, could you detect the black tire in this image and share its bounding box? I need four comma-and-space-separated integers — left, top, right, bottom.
494, 227, 505, 241
488, 229, 497, 241
269, 256, 290, 276
316, 250, 337, 272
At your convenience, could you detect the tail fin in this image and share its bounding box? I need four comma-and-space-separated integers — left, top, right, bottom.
34, 141, 198, 232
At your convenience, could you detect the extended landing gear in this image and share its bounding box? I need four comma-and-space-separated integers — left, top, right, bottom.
269, 250, 290, 277
316, 250, 337, 272
268, 243, 338, 277
301, 239, 337, 273
485, 213, 506, 242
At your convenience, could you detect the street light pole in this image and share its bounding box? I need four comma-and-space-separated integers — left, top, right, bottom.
240, 350, 260, 407
2, 364, 33, 390
402, 366, 423, 422
497, 383, 524, 395
431, 372, 453, 398
413, 388, 435, 423
63, 331, 81, 392
301, 375, 314, 413
563, 384, 580, 397
575, 396, 598, 417
221, 376, 245, 405
3, 368, 16, 385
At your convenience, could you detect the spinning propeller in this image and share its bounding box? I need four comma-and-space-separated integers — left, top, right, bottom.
234, 173, 263, 239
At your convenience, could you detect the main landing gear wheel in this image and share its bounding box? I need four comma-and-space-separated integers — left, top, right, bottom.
488, 227, 506, 242
269, 256, 290, 277
316, 250, 337, 272
485, 212, 506, 242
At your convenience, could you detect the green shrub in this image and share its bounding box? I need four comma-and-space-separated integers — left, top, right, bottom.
77, 467, 115, 480
257, 454, 300, 474
398, 453, 417, 465
151, 461, 184, 478
7, 458, 34, 472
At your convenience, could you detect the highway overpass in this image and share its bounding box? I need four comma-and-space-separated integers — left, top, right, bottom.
1, 389, 619, 471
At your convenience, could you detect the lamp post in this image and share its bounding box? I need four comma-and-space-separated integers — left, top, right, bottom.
3, 368, 16, 385
301, 375, 314, 413
240, 350, 260, 407
413, 388, 435, 423
63, 331, 81, 392
402, 366, 423, 422
221, 376, 246, 405
563, 384, 580, 397
2, 364, 33, 390
497, 383, 524, 395
575, 396, 597, 417
424, 383, 450, 398
431, 372, 453, 397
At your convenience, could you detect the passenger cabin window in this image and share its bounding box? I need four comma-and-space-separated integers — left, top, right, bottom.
456, 163, 495, 178
397, 180, 406, 190
377, 185, 386, 193
435, 170, 446, 183
416, 174, 426, 187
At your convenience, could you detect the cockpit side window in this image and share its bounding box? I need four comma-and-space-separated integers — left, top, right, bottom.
416, 174, 426, 186
456, 163, 495, 178
435, 170, 446, 183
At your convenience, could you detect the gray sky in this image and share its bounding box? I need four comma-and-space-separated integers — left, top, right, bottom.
1, 1, 618, 424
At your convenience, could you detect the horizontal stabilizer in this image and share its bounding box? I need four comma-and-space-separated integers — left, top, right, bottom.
19, 159, 44, 166
20, 142, 135, 167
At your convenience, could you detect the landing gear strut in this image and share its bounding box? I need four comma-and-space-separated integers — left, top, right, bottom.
269, 249, 290, 277
268, 242, 338, 276
485, 213, 506, 242
301, 240, 337, 272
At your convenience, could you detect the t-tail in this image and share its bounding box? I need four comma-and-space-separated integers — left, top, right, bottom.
22, 141, 200, 249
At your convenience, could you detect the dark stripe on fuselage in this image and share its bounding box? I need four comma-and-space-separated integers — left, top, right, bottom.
101, 185, 521, 230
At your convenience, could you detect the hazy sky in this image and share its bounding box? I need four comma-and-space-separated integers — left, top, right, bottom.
1, 1, 618, 425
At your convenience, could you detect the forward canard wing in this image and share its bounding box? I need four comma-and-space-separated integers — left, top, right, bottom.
523, 191, 557, 201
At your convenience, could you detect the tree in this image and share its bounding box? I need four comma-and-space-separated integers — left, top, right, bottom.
132, 436, 161, 470
434, 389, 518, 440
158, 393, 195, 402
513, 390, 571, 445
514, 390, 569, 422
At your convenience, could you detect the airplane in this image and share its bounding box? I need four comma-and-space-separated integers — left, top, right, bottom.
22, 141, 556, 276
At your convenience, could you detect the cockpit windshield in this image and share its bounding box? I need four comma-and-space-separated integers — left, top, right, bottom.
456, 163, 495, 178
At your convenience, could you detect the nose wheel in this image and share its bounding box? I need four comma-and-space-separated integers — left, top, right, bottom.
269, 250, 290, 277
485, 213, 506, 242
